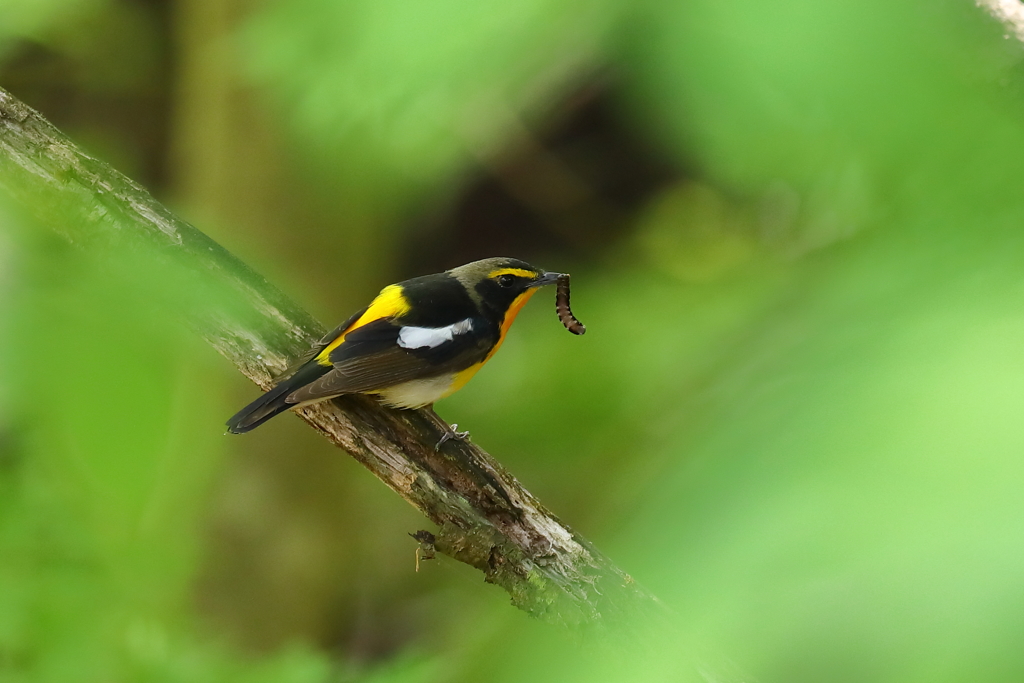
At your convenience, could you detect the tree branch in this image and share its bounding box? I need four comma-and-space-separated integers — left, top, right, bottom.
0, 86, 656, 625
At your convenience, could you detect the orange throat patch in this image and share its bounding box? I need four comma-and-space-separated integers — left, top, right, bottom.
447, 288, 538, 396
489, 288, 537, 361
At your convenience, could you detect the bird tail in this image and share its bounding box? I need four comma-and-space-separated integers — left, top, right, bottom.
226, 363, 328, 434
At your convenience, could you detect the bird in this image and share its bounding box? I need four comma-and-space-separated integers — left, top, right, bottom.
226, 257, 566, 439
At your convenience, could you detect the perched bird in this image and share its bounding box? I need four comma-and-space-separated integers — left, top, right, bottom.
226, 257, 565, 437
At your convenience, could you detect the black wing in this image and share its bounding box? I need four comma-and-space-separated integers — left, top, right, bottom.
284, 317, 493, 404
275, 306, 370, 379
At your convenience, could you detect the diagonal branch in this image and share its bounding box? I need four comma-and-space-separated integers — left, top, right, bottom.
0, 86, 656, 625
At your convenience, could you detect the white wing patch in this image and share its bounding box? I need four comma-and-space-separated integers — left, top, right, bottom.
397, 318, 474, 350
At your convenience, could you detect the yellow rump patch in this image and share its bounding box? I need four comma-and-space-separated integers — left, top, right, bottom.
448, 288, 537, 394
487, 267, 536, 280
316, 284, 411, 366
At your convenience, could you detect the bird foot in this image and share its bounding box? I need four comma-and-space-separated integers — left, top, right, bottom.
435, 423, 470, 450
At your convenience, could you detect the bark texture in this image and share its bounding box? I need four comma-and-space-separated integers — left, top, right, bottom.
0, 86, 656, 625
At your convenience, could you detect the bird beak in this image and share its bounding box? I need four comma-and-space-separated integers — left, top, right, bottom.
530, 271, 564, 288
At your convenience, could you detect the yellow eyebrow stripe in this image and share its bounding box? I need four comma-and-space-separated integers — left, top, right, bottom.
487, 267, 535, 280
316, 284, 411, 366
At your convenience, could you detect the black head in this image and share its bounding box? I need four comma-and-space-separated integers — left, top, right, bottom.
448, 257, 563, 321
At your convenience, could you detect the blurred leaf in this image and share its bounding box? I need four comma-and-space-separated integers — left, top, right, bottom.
0, 0, 107, 57
0, 195, 333, 682
240, 0, 623, 211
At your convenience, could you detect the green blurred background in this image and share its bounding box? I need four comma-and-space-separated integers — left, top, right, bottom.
5, 0, 1024, 680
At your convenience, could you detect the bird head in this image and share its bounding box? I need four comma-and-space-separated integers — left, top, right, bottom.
448, 257, 563, 321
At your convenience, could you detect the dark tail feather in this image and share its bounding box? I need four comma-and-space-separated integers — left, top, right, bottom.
226, 386, 293, 433
226, 363, 328, 434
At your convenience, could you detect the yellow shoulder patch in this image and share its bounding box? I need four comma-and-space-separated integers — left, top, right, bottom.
316, 284, 411, 365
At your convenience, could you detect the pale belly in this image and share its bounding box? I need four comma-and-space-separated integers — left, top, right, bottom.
372, 374, 459, 409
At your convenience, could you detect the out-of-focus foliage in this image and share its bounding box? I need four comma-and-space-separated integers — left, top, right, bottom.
242, 0, 622, 208
0, 0, 168, 186
0, 0, 102, 56
5, 0, 1024, 681
0, 201, 334, 681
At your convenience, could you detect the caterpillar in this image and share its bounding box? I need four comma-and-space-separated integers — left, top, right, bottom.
555, 274, 586, 335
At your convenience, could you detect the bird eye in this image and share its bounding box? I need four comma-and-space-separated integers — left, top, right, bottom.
497, 274, 516, 288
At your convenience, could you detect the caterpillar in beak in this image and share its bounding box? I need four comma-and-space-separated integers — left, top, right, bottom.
555, 274, 586, 335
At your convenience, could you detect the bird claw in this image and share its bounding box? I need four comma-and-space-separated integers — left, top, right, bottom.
435, 423, 470, 450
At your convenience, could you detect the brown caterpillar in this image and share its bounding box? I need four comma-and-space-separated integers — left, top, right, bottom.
555, 274, 586, 335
